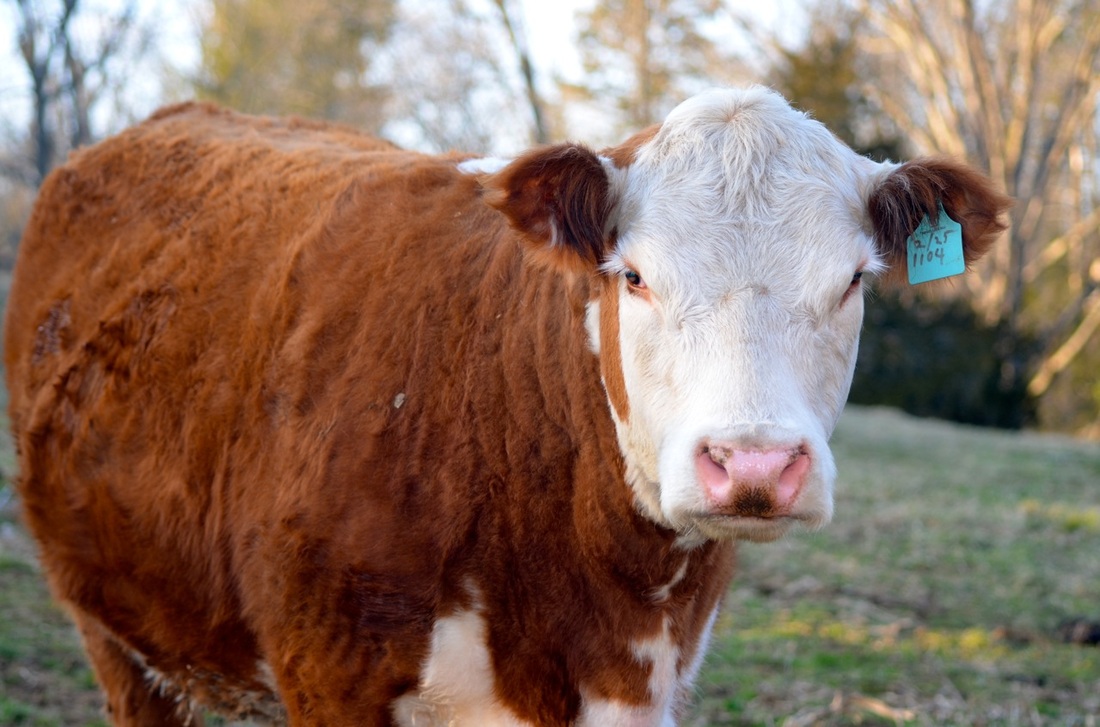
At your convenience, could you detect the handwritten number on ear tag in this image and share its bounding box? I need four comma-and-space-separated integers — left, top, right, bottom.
907, 203, 965, 285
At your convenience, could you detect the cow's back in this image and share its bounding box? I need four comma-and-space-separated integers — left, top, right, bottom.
5, 102, 406, 421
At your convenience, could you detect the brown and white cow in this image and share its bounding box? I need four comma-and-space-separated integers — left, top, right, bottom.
4, 87, 1009, 726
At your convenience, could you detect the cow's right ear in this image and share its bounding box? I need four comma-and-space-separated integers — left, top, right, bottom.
867, 157, 1012, 285
484, 143, 614, 274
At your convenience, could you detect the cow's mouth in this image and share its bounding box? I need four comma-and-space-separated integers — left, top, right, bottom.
691, 511, 808, 543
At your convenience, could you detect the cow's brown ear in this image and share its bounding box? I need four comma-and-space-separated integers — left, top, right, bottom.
484, 143, 613, 273
867, 157, 1013, 285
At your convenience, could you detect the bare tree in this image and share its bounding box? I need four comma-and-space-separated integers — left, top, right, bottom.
197, 0, 395, 128
765, 1, 905, 162
195, 0, 551, 154
490, 0, 548, 144
373, 0, 544, 154
7, 0, 145, 188
573, 0, 749, 140
857, 0, 1100, 424
1, 0, 150, 268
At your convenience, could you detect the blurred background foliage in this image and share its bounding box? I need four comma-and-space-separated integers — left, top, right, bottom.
1, 0, 1098, 437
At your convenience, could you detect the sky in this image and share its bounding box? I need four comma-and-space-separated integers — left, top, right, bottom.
521, 0, 588, 80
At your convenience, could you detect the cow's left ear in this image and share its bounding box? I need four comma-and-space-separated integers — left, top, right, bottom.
484, 143, 614, 273
867, 157, 1013, 285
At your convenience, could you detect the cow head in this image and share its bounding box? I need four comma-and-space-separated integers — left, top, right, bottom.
487, 87, 1010, 544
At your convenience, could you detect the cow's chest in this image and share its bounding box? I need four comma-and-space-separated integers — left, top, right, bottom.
390, 598, 720, 727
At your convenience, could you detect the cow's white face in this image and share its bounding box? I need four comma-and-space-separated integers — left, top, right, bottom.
588, 89, 886, 543
487, 86, 1009, 544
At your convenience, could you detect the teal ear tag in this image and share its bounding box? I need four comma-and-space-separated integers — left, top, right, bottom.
906, 203, 965, 284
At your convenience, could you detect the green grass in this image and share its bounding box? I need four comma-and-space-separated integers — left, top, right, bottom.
689, 406, 1100, 726
1, 406, 1098, 725
0, 534, 106, 726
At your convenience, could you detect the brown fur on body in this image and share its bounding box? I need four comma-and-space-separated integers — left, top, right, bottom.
4, 103, 733, 725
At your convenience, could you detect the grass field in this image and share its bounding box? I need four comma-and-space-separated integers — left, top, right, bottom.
1, 405, 1098, 726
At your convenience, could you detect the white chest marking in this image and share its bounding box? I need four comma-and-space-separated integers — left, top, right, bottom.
392, 601, 532, 727
392, 593, 709, 726
577, 616, 679, 727
649, 559, 689, 603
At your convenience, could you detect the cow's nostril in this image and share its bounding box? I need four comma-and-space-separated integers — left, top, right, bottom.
706, 445, 731, 466
695, 447, 734, 502
775, 451, 811, 509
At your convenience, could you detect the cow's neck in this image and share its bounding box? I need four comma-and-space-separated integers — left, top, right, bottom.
507, 264, 732, 608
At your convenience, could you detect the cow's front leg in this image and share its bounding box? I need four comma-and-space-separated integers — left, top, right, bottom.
73, 611, 196, 727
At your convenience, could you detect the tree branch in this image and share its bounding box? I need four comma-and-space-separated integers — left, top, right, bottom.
490, 0, 548, 144
1022, 207, 1100, 285
1029, 289, 1100, 396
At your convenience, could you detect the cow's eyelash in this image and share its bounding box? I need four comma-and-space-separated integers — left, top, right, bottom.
841, 270, 865, 305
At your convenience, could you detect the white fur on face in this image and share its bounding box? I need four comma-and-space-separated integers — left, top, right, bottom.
598, 86, 888, 543
457, 156, 512, 175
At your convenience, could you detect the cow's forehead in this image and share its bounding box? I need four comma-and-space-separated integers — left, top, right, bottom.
605, 88, 883, 305
630, 86, 873, 181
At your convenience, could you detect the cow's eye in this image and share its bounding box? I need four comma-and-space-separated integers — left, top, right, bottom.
842, 270, 863, 304
624, 269, 645, 289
